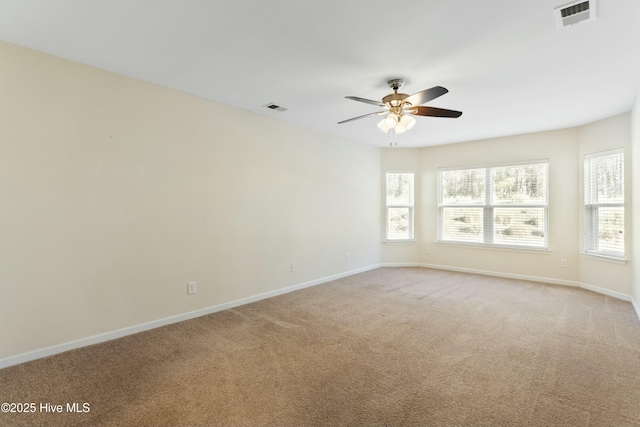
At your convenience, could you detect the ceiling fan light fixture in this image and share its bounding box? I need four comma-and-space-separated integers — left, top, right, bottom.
338, 79, 462, 139
384, 113, 398, 128
377, 119, 390, 133
400, 114, 416, 130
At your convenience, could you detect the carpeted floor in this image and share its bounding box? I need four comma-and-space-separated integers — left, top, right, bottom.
2, 267, 640, 426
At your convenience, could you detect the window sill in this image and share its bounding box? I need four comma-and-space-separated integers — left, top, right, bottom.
436, 240, 550, 254
581, 252, 627, 265
384, 240, 416, 244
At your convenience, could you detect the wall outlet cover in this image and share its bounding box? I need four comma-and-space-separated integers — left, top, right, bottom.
187, 281, 197, 295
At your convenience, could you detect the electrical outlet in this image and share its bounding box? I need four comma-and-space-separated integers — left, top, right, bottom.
560, 259, 568, 268
425, 246, 430, 255
345, 252, 350, 262
291, 263, 297, 272
187, 281, 197, 295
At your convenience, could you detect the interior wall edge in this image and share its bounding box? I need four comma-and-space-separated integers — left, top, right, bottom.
0, 263, 381, 370
632, 298, 640, 323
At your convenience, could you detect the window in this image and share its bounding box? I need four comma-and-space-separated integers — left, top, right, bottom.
438, 161, 548, 249
584, 149, 624, 258
386, 171, 414, 241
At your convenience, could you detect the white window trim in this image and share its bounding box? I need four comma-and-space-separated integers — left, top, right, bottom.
581, 252, 627, 265
385, 170, 415, 242
437, 159, 549, 250
584, 148, 625, 259
436, 241, 551, 254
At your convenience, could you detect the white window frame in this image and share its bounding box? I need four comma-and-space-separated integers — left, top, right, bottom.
385, 170, 415, 242
437, 159, 549, 250
584, 148, 625, 259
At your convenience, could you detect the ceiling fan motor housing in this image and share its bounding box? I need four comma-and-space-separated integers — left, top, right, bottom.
384, 79, 410, 108
382, 92, 410, 108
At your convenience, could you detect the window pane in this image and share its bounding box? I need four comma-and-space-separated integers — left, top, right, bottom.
595, 153, 624, 204
493, 207, 546, 247
388, 207, 411, 240
386, 172, 413, 206
438, 161, 548, 249
441, 207, 484, 243
492, 164, 547, 205
386, 171, 414, 241
441, 169, 485, 205
584, 150, 624, 257
597, 207, 624, 254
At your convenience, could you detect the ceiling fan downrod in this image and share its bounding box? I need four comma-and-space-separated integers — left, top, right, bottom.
387, 78, 404, 92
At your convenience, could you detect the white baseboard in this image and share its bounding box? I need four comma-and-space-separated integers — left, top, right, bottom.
631, 297, 640, 320
379, 262, 421, 268
578, 281, 632, 302
382, 262, 634, 302
0, 264, 381, 370
383, 262, 580, 287
3, 262, 635, 370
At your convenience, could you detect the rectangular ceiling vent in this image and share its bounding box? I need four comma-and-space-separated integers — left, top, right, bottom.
263, 103, 287, 112
555, 0, 596, 29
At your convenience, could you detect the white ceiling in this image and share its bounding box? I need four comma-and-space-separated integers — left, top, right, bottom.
1, 0, 639, 147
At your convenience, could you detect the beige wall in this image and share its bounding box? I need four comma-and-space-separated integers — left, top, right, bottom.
380, 148, 421, 264
0, 42, 382, 361
1, 40, 636, 365
632, 94, 640, 309
383, 113, 633, 296
421, 128, 579, 284
577, 114, 632, 296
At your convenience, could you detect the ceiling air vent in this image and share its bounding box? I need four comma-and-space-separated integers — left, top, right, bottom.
263, 103, 287, 112
555, 0, 596, 29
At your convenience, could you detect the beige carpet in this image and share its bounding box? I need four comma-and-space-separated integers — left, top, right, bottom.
2, 267, 640, 426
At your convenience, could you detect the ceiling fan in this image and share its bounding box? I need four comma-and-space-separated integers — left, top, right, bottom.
338, 79, 462, 134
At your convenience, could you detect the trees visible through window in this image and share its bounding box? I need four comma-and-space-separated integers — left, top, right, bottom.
584, 149, 624, 257
386, 171, 414, 241
438, 161, 548, 248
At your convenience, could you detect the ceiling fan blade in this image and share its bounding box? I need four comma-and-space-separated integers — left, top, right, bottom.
345, 96, 386, 107
410, 106, 463, 118
404, 86, 449, 106
337, 111, 386, 124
